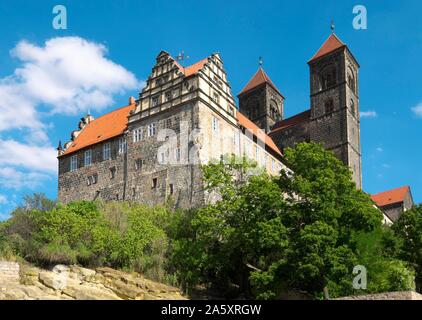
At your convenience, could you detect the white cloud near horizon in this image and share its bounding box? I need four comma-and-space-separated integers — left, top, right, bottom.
0, 36, 140, 197
411, 102, 422, 118
0, 167, 52, 190
360, 110, 377, 118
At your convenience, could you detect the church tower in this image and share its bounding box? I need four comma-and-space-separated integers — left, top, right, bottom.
308, 33, 362, 189
238, 67, 284, 132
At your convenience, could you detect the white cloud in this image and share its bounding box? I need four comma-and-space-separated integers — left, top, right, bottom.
0, 167, 52, 190
0, 36, 139, 198
376, 147, 383, 152
0, 139, 57, 173
360, 110, 377, 118
0, 195, 7, 205
411, 102, 422, 118
0, 37, 140, 139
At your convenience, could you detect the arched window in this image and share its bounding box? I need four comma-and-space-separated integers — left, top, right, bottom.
319, 65, 337, 90
347, 67, 356, 93
270, 101, 279, 120
350, 99, 356, 116
325, 99, 334, 114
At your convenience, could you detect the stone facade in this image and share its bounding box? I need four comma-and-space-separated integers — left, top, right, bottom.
58, 51, 286, 208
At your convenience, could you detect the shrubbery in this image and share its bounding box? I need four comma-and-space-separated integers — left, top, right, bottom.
0, 142, 420, 299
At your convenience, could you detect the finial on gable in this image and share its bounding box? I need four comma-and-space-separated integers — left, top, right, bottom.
259, 56, 263, 67
331, 20, 335, 33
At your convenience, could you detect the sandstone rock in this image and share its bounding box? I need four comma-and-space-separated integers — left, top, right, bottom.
1, 261, 186, 300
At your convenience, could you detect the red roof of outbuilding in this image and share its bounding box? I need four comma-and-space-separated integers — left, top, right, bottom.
238, 68, 284, 98
371, 186, 411, 207
308, 33, 346, 63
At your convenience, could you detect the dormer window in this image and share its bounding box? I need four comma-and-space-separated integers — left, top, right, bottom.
165, 91, 171, 102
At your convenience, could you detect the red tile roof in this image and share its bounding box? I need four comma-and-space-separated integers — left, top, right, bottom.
175, 58, 209, 77
238, 68, 284, 98
61, 102, 135, 156
270, 109, 311, 134
371, 186, 410, 207
236, 111, 282, 156
308, 33, 346, 63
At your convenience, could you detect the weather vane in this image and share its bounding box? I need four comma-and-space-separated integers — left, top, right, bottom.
259, 56, 263, 67
331, 20, 335, 33
176, 51, 190, 62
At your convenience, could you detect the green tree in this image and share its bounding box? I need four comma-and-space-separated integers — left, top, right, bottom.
393, 204, 422, 291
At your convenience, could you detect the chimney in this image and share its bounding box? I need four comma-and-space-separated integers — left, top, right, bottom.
129, 96, 136, 105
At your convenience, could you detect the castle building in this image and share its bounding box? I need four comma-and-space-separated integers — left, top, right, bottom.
58, 51, 286, 208
57, 32, 362, 207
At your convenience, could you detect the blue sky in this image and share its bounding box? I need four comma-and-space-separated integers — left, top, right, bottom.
0, 0, 421, 218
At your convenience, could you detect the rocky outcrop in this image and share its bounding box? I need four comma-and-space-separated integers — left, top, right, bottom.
0, 260, 186, 300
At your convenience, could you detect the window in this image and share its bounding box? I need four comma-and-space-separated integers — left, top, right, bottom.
165, 91, 172, 102
133, 128, 143, 142
152, 96, 159, 107
152, 178, 158, 189
213, 92, 220, 104
110, 167, 116, 179
160, 152, 165, 164
165, 118, 172, 128
70, 155, 78, 172
169, 183, 174, 195
212, 116, 219, 133
325, 99, 334, 114
347, 67, 356, 93
319, 65, 337, 90
173, 87, 180, 98
135, 159, 143, 171
228, 107, 235, 117
118, 137, 126, 154
350, 99, 356, 116
148, 123, 157, 137
176, 148, 181, 162
87, 174, 98, 186
233, 131, 240, 147
103, 143, 110, 160
84, 149, 92, 166
270, 102, 279, 120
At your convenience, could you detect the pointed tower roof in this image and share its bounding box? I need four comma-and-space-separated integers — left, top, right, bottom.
238, 68, 284, 98
308, 33, 346, 63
